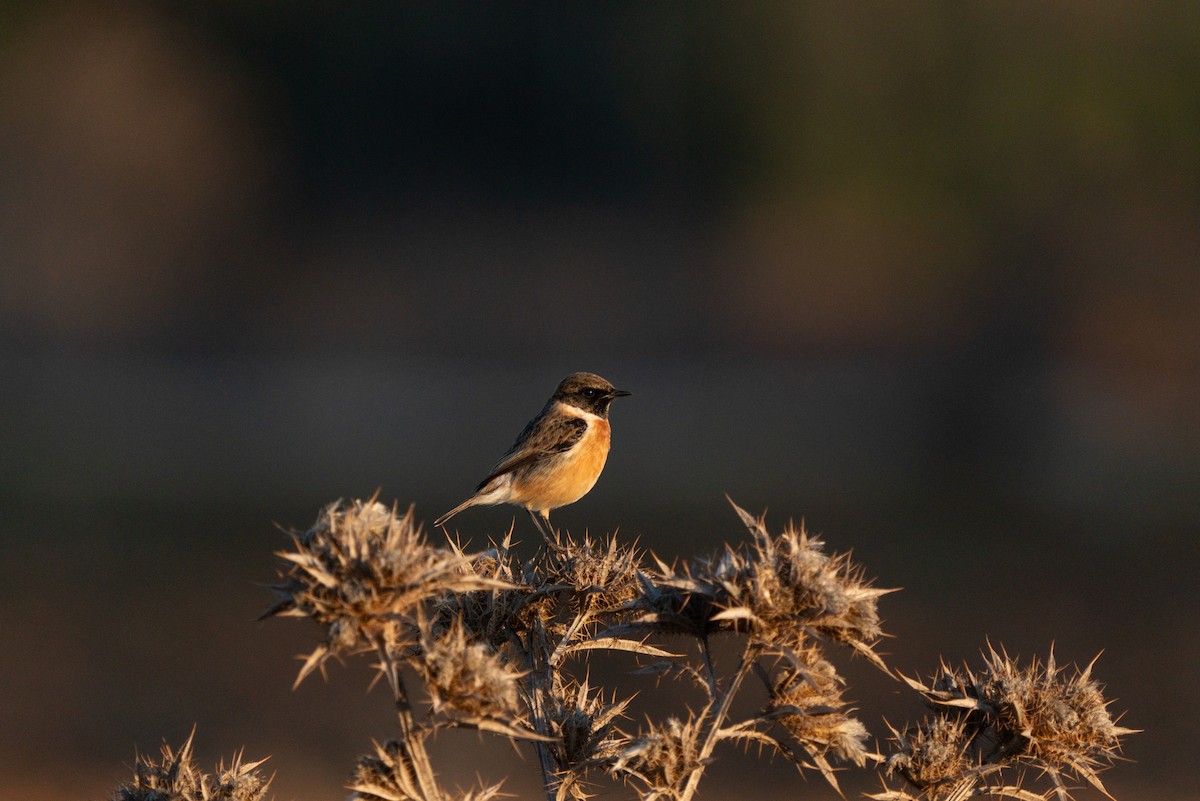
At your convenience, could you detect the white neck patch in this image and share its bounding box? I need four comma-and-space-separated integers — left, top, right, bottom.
558, 401, 603, 423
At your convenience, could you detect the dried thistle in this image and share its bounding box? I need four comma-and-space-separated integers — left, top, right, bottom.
876, 647, 1136, 801
349, 739, 507, 801
617, 560, 725, 640
716, 503, 894, 664
242, 494, 1134, 801
102, 491, 1141, 801
540, 529, 644, 615
764, 645, 874, 771
433, 532, 533, 649
610, 713, 707, 801
601, 501, 894, 798
262, 498, 509, 686
543, 677, 634, 800
112, 730, 272, 801
617, 502, 893, 670
416, 615, 523, 719
349, 739, 426, 801
879, 716, 979, 800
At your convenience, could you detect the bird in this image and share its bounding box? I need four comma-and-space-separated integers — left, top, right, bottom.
435, 372, 631, 538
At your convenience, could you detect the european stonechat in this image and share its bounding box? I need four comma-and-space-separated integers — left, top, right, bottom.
435, 372, 630, 537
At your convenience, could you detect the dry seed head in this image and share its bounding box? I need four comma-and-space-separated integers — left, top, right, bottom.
885, 648, 1134, 799
350, 740, 507, 801
978, 647, 1132, 784
740, 518, 886, 648
541, 530, 644, 613
618, 561, 725, 640
610, 714, 706, 800
264, 499, 508, 684
349, 739, 425, 801
548, 678, 633, 770
434, 534, 532, 649
884, 716, 975, 794
616, 504, 892, 665
698, 503, 892, 657
112, 731, 272, 801
768, 646, 872, 768
417, 616, 522, 718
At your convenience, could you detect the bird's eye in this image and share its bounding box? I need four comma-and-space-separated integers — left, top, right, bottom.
583, 388, 598, 398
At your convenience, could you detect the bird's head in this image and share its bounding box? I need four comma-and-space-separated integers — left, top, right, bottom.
554, 372, 631, 418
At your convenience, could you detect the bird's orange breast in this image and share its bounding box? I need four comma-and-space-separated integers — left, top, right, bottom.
512, 418, 610, 514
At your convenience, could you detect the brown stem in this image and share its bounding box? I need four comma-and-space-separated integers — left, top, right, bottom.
678, 639, 760, 801
375, 637, 442, 801
526, 632, 562, 801
529, 603, 596, 799
548, 607, 594, 667
529, 681, 561, 801
698, 634, 719, 698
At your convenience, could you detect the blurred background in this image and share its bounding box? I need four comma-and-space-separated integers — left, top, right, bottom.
1, 2, 1197, 799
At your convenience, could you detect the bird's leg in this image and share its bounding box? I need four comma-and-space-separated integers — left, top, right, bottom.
526, 508, 544, 538
527, 508, 555, 542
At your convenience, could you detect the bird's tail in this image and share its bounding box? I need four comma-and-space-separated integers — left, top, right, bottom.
434, 497, 477, 529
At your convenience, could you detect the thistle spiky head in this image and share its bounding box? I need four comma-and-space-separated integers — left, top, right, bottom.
112, 731, 272, 801
263, 498, 509, 685
610, 713, 707, 801
766, 645, 874, 771
417, 615, 523, 718
880, 647, 1136, 801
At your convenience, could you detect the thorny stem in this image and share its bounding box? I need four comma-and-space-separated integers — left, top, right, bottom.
374, 636, 442, 801
697, 635, 719, 698
530, 605, 598, 800
523, 625, 562, 801
520, 584, 609, 800
678, 639, 761, 801
549, 609, 594, 668
750, 659, 773, 693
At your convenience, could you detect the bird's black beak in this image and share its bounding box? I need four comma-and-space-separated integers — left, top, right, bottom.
609, 389, 632, 398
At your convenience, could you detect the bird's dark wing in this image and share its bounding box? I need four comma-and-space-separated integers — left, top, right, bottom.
475, 415, 586, 490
